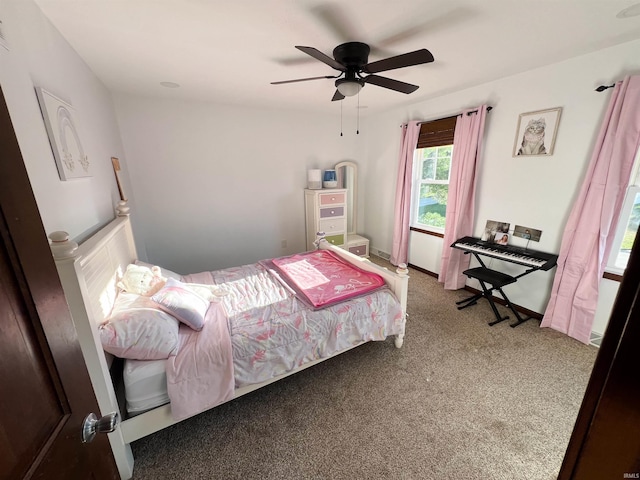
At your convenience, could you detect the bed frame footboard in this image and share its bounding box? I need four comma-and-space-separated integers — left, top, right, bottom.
317, 239, 409, 347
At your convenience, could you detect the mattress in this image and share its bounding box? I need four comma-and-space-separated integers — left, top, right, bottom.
123, 358, 169, 415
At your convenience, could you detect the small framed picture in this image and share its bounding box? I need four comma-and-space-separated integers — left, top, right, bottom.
495, 233, 509, 245
513, 225, 543, 242
481, 220, 510, 244
512, 107, 562, 157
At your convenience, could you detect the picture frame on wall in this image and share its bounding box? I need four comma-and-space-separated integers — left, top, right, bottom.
512, 107, 562, 157
35, 87, 91, 180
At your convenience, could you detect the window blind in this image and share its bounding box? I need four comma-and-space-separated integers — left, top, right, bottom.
416, 116, 457, 149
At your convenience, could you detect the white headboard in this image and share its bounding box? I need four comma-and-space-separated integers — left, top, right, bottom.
53, 216, 137, 479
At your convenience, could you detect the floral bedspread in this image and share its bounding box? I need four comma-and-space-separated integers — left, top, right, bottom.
183, 260, 403, 388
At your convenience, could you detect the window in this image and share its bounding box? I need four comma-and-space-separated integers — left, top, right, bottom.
413, 145, 453, 230
607, 149, 640, 275
410, 116, 457, 232
608, 185, 640, 274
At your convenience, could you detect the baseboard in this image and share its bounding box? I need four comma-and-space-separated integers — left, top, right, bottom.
407, 261, 542, 320
386, 260, 601, 342
408, 262, 439, 279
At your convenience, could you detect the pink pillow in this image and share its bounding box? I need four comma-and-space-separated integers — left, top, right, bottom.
151, 278, 210, 331
99, 292, 179, 360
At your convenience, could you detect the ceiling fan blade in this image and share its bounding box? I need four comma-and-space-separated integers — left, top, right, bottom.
331, 89, 345, 101
363, 49, 434, 74
376, 7, 475, 48
271, 75, 336, 85
310, 4, 357, 44
307, 4, 393, 60
295, 46, 345, 71
363, 75, 419, 94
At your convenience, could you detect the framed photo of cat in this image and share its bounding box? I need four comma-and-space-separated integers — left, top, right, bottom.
512, 107, 562, 157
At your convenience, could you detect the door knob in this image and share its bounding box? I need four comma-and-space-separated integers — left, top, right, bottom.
82, 412, 119, 443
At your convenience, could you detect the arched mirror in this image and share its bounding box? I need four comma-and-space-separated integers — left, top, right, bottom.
335, 161, 358, 234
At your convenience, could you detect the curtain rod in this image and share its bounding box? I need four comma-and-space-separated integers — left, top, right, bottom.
595, 84, 615, 92
465, 106, 493, 115
411, 106, 493, 126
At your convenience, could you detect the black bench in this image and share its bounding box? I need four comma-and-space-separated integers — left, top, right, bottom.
456, 267, 530, 327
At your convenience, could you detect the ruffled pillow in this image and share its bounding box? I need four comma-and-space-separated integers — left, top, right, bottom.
151, 278, 210, 331
100, 292, 179, 360
134, 260, 182, 281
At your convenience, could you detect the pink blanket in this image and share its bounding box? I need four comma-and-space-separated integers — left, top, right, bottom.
268, 250, 385, 309
165, 301, 234, 421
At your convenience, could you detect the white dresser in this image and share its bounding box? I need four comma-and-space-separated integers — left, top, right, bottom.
304, 188, 347, 250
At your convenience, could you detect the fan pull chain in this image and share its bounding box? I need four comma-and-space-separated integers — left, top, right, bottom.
340, 100, 343, 136
356, 92, 360, 135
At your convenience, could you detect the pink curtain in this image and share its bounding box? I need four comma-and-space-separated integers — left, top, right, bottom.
542, 75, 640, 344
390, 121, 420, 266
439, 106, 488, 289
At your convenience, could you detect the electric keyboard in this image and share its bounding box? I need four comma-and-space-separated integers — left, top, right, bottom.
452, 236, 558, 271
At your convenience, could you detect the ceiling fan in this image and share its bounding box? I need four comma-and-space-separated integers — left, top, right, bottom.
271, 42, 434, 101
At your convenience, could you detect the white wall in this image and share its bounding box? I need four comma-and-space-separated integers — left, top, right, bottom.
362, 39, 640, 326
112, 93, 362, 273
0, 0, 128, 242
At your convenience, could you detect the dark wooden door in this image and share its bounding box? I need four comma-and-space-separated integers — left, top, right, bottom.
0, 87, 118, 479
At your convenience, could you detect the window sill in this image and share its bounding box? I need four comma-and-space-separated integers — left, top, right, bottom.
410, 226, 444, 238
603, 270, 624, 282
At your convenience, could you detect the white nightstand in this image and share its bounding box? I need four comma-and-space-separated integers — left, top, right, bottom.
345, 234, 369, 257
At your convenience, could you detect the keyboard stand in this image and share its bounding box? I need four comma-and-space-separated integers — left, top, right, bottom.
450, 236, 558, 328
456, 254, 534, 327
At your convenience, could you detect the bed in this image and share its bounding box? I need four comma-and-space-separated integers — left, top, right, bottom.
53, 215, 409, 479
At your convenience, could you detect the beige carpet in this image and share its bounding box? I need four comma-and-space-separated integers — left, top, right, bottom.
131, 259, 597, 480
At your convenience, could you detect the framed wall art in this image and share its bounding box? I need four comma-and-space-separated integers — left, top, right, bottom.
35, 87, 91, 180
512, 107, 562, 157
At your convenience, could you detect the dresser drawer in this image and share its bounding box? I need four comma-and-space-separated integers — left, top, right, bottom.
319, 218, 344, 234
319, 192, 345, 206
348, 245, 368, 257
325, 234, 345, 246
345, 234, 369, 257
319, 206, 344, 218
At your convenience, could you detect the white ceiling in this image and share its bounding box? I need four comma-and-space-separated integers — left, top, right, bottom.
34, 0, 640, 115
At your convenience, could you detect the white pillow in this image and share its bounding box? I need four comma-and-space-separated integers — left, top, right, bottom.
99, 292, 179, 360
152, 278, 210, 331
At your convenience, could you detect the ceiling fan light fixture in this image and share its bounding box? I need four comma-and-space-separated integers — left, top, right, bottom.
336, 79, 363, 97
